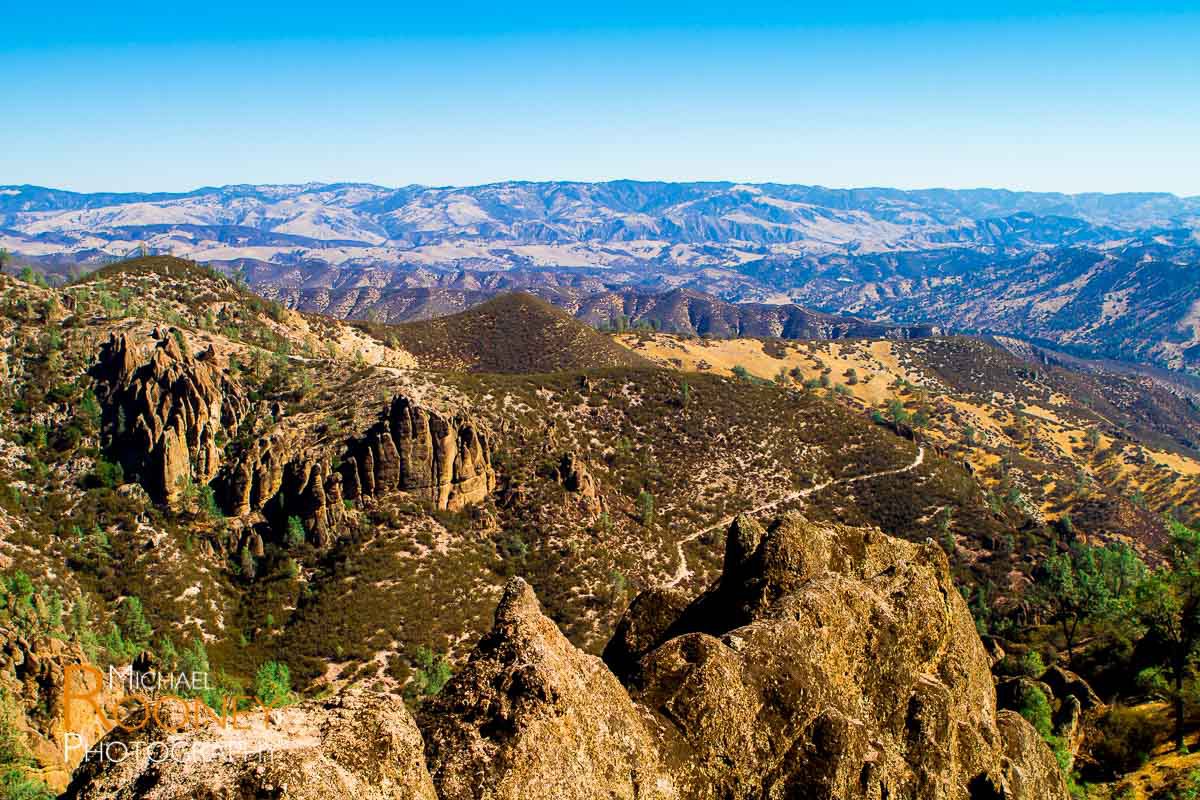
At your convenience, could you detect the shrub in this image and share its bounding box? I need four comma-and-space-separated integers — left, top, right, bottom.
85, 460, 124, 490
286, 516, 306, 547
199, 485, 223, 520
254, 661, 292, 707
1089, 705, 1160, 777
637, 490, 655, 527
117, 596, 153, 649
1019, 650, 1046, 678
410, 647, 451, 698
1017, 683, 1053, 739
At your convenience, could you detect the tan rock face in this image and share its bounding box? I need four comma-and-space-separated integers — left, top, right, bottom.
610, 513, 1070, 800
556, 452, 605, 519
419, 579, 678, 800
94, 332, 495, 540
93, 329, 247, 506
63, 689, 437, 800
0, 627, 121, 793
342, 395, 495, 512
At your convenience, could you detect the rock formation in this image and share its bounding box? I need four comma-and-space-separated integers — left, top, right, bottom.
601, 512, 1069, 799
64, 688, 437, 800
420, 579, 677, 800
92, 329, 247, 505
341, 395, 495, 512
0, 626, 121, 793
93, 330, 495, 537
556, 452, 605, 519
63, 514, 1069, 799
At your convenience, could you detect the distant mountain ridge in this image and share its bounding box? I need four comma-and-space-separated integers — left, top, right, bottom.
3, 180, 1198, 371
272, 281, 940, 342
4, 181, 1198, 272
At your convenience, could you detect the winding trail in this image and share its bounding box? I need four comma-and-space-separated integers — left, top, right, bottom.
665, 445, 925, 587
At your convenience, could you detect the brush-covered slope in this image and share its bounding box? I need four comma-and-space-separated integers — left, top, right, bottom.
3, 254, 1177, 796
380, 292, 654, 373
622, 331, 1200, 548
67, 516, 1069, 800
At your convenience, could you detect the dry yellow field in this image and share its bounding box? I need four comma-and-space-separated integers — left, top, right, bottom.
616, 332, 1200, 522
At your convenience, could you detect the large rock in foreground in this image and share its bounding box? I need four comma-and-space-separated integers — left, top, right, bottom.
420, 579, 677, 800
605, 512, 1069, 799
64, 689, 437, 800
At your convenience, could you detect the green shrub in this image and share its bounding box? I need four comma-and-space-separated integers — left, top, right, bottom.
1017, 683, 1053, 739
286, 516, 306, 547
410, 647, 451, 698
637, 490, 655, 527
117, 596, 153, 648
1090, 705, 1160, 777
85, 459, 124, 489
254, 661, 292, 707
1018, 650, 1045, 677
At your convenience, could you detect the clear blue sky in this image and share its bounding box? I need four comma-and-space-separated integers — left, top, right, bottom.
5, 1, 1199, 195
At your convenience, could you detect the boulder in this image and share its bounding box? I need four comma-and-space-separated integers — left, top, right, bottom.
419, 578, 677, 800
1041, 665, 1102, 711
63, 688, 437, 800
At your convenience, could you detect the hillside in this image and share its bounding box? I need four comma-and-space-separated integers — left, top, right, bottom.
0, 259, 1028, 713
620, 331, 1200, 546
376, 293, 654, 372
564, 287, 941, 339
269, 281, 941, 342
4, 256, 1200, 797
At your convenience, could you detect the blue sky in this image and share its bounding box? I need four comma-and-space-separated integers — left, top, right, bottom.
4, 1, 1199, 194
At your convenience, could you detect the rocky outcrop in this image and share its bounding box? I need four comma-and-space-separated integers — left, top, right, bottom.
64, 514, 1068, 800
419, 514, 1068, 800
603, 513, 1069, 799
1042, 665, 1102, 711
341, 395, 494, 512
94, 330, 493, 537
556, 452, 605, 519
64, 688, 437, 800
996, 664, 1101, 773
0, 627, 121, 793
420, 579, 677, 800
92, 328, 247, 505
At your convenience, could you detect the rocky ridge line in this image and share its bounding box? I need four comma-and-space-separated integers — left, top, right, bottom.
67, 513, 1069, 799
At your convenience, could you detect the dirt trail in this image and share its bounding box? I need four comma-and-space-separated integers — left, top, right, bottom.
665, 446, 926, 587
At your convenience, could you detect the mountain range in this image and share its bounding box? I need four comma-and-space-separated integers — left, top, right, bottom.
3, 181, 1199, 371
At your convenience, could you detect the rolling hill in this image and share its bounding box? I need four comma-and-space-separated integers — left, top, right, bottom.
367, 292, 654, 373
